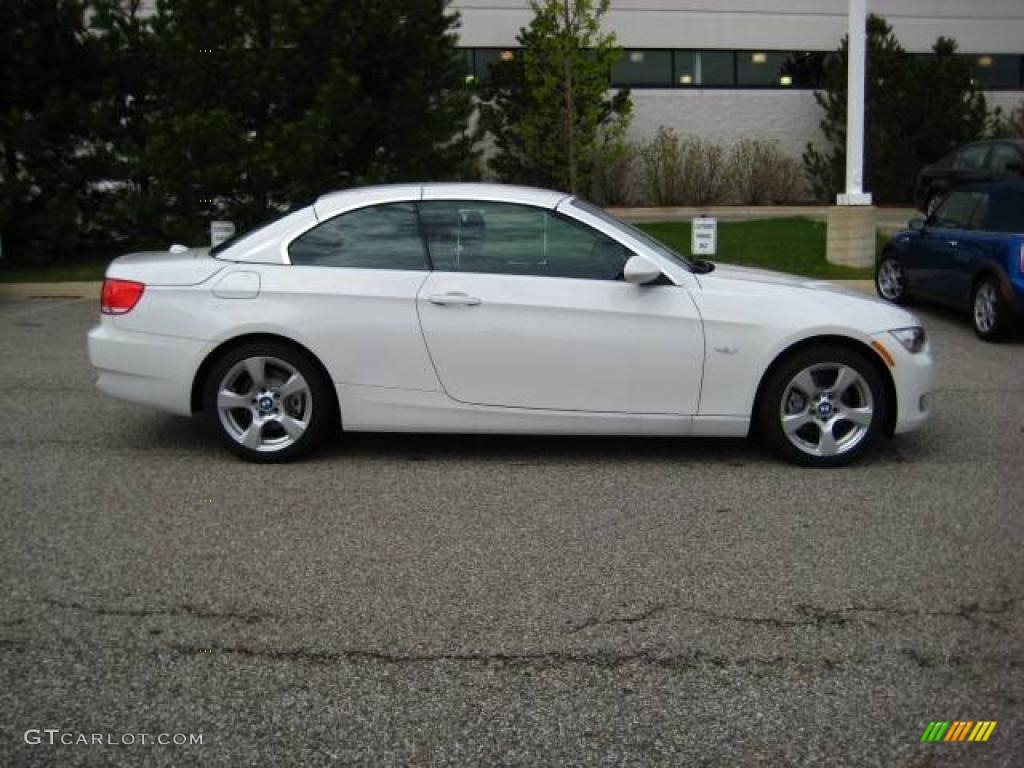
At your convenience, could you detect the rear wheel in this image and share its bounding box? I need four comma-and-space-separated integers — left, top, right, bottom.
972, 277, 1009, 341
204, 341, 336, 462
759, 345, 887, 467
875, 255, 910, 304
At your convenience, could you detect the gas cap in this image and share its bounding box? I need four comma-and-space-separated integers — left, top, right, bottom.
212, 271, 260, 299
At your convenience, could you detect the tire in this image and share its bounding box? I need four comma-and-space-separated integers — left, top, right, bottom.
924, 191, 944, 218
758, 345, 888, 468
972, 277, 1009, 342
203, 341, 336, 462
875, 254, 910, 304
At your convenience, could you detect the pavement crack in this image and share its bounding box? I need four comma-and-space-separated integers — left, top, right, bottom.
564, 599, 1017, 635
43, 598, 268, 625
167, 643, 847, 671
566, 603, 670, 634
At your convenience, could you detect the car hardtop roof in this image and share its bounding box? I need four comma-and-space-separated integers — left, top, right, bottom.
314, 182, 572, 211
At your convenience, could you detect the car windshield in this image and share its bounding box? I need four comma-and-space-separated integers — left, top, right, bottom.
568, 198, 694, 269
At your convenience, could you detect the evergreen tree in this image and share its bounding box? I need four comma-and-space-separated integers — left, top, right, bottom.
0, 0, 103, 262
138, 0, 478, 243
477, 0, 630, 196
803, 15, 987, 204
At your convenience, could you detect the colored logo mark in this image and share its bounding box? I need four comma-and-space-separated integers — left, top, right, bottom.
920, 721, 997, 742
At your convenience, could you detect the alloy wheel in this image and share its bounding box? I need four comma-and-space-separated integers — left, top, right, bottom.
216, 356, 312, 452
974, 282, 997, 335
779, 363, 875, 458
877, 258, 905, 301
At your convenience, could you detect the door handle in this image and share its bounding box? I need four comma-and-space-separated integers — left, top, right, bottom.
947, 240, 958, 247
428, 292, 482, 306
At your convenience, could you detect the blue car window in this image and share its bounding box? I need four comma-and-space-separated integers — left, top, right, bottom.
932, 190, 981, 229
982, 189, 1024, 234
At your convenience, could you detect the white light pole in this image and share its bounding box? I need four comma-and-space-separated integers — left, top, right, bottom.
839, 0, 872, 205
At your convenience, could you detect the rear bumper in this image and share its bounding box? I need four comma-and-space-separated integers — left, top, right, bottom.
872, 331, 935, 435
88, 319, 207, 416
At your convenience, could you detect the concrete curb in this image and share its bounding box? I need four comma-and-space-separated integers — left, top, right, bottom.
0, 281, 102, 299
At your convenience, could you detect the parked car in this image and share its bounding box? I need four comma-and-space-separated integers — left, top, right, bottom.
914, 139, 1024, 216
88, 183, 933, 467
877, 178, 1024, 340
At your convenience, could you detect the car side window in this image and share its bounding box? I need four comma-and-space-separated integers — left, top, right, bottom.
288, 202, 427, 270
417, 200, 630, 280
981, 190, 1024, 234
932, 191, 980, 229
989, 144, 1022, 172
955, 144, 989, 170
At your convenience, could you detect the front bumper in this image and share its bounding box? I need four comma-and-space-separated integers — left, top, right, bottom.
871, 331, 935, 435
88, 319, 208, 416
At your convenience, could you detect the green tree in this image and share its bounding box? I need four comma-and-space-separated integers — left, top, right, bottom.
477, 0, 630, 195
0, 0, 103, 263
140, 0, 477, 243
803, 15, 987, 204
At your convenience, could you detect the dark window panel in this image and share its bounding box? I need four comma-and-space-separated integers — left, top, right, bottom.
737, 50, 791, 87
611, 49, 672, 87
969, 53, 1021, 89
698, 51, 735, 86
673, 50, 698, 86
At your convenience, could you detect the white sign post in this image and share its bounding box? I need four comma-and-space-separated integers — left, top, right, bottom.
691, 216, 717, 257
210, 220, 236, 247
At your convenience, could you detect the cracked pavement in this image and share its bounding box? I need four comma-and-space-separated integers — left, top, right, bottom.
1, 296, 1022, 766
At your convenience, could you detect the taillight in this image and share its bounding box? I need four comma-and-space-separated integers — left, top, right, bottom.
100, 278, 145, 315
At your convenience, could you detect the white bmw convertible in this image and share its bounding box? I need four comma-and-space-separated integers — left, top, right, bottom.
88, 183, 933, 466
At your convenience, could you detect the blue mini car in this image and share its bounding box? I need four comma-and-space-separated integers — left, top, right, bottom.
876, 179, 1024, 340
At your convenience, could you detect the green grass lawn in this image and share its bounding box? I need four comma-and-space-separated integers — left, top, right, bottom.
1, 217, 875, 282
637, 218, 874, 280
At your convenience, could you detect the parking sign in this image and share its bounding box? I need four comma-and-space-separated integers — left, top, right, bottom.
691, 216, 717, 256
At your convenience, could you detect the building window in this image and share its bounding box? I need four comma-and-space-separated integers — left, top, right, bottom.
698, 51, 736, 87
737, 50, 790, 87
611, 49, 672, 87
969, 54, 1021, 90
457, 48, 1022, 91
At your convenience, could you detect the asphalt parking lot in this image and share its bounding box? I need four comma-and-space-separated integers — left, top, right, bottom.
1, 295, 1022, 767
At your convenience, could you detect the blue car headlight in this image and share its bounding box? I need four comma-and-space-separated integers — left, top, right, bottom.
889, 326, 926, 354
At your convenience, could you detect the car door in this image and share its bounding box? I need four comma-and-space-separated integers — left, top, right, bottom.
908, 190, 981, 305
277, 200, 439, 391
414, 199, 705, 415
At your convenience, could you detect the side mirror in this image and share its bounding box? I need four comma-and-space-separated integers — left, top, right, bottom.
908, 217, 926, 232
623, 254, 663, 285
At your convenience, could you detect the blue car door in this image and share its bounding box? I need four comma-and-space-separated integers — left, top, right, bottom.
910, 190, 983, 305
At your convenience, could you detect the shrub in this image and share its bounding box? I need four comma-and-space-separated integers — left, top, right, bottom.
638, 128, 729, 206
589, 141, 638, 206
727, 138, 804, 204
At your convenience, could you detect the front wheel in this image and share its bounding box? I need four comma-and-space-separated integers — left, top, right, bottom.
972, 278, 1009, 341
203, 341, 336, 462
758, 345, 887, 467
875, 255, 910, 304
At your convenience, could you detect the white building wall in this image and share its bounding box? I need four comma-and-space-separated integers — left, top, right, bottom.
453, 1, 1024, 53
627, 90, 823, 158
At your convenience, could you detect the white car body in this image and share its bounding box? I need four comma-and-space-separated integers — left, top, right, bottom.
88, 183, 933, 450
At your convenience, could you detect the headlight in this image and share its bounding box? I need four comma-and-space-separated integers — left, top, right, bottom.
889, 326, 926, 353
